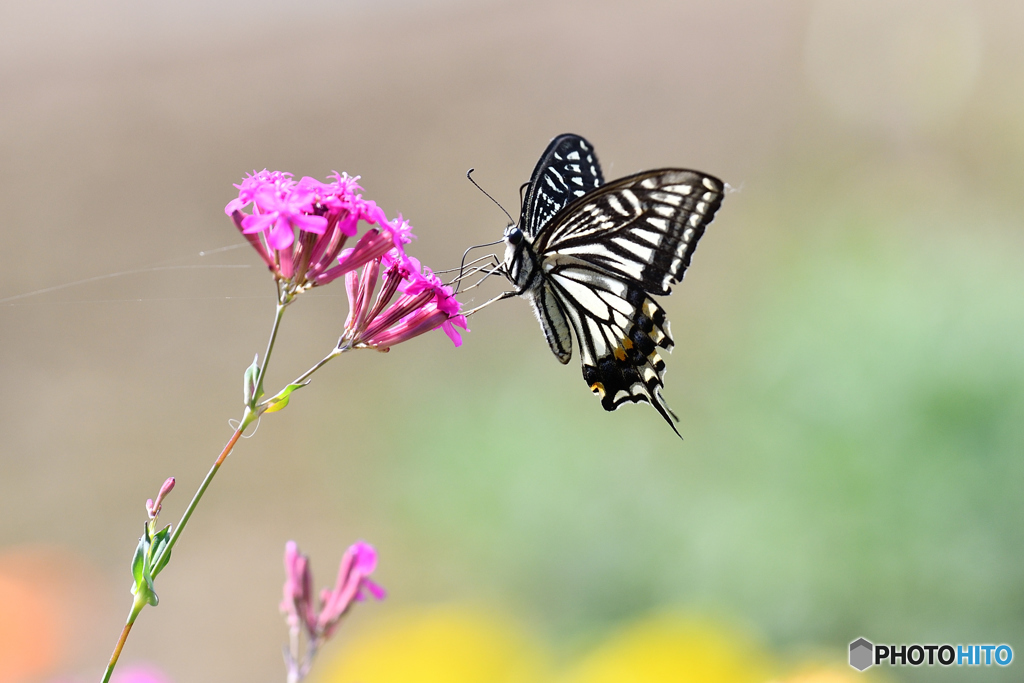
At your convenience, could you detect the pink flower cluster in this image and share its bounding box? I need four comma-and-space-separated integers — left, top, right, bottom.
343, 249, 468, 349
280, 540, 384, 643
227, 170, 468, 349
226, 170, 411, 292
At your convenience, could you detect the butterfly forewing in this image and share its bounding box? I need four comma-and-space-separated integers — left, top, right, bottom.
534, 169, 724, 296
520, 134, 605, 239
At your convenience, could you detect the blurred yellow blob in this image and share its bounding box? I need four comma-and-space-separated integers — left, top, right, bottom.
772, 667, 868, 683
0, 571, 59, 683
314, 605, 551, 683
559, 614, 774, 683
315, 606, 861, 683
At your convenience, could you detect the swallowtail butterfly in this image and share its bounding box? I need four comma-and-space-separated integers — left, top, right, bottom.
501, 134, 723, 436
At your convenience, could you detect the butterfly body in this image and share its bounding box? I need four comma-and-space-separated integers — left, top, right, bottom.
501, 134, 724, 436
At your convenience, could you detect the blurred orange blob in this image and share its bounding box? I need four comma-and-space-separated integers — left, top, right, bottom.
559, 614, 775, 683
314, 605, 551, 683
0, 545, 103, 683
0, 570, 60, 683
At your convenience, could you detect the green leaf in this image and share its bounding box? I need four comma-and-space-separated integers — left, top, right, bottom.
243, 354, 260, 407
263, 382, 309, 413
131, 534, 147, 592
143, 579, 159, 606
151, 525, 173, 575
130, 528, 159, 606
139, 560, 158, 606
152, 524, 171, 545
129, 523, 164, 607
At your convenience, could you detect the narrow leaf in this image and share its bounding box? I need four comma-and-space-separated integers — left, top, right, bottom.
131, 536, 147, 591
152, 525, 173, 575
263, 382, 309, 413
243, 354, 260, 407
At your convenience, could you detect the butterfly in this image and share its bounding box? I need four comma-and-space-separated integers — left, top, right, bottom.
499, 133, 724, 436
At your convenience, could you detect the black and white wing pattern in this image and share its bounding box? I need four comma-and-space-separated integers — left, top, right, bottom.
533, 169, 721, 297
519, 134, 604, 239
511, 134, 724, 437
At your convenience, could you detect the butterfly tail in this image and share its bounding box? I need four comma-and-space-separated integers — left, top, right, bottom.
581, 294, 682, 438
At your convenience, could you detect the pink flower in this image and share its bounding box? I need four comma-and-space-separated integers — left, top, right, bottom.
280, 541, 317, 635
341, 250, 469, 350
144, 477, 175, 520
279, 540, 384, 643
227, 169, 468, 348
316, 541, 386, 638
226, 170, 413, 298
316, 229, 396, 285
225, 170, 293, 215
241, 185, 327, 250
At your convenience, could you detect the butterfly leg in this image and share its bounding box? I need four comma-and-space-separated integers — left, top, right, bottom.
447, 255, 504, 292
457, 269, 506, 294
461, 290, 516, 317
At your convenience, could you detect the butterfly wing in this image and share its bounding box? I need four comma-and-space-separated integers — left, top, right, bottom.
534, 169, 724, 434
534, 169, 724, 295
544, 262, 679, 432
520, 134, 604, 239
525, 281, 574, 364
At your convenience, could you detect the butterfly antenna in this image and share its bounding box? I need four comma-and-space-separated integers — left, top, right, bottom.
467, 168, 515, 226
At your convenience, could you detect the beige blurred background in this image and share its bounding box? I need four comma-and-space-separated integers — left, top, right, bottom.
2, 1, 1023, 682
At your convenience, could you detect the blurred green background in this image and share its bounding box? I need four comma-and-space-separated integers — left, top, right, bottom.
1, 1, 1022, 681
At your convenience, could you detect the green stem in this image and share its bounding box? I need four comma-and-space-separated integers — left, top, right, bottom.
255, 296, 288, 401
151, 425, 245, 577
153, 294, 285, 575
99, 425, 246, 683
260, 343, 351, 411
100, 593, 147, 683
292, 347, 343, 386
100, 291, 289, 682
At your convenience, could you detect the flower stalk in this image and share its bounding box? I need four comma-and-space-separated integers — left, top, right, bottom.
100, 593, 147, 683
99, 168, 467, 683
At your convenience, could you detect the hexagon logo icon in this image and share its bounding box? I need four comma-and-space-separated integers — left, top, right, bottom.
849, 637, 874, 671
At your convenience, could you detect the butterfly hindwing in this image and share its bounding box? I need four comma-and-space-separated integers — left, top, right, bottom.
520, 134, 605, 239
543, 262, 679, 432
526, 282, 573, 364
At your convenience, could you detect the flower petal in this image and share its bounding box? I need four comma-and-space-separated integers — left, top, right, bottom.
293, 213, 329, 235
267, 219, 295, 250
240, 213, 275, 234
441, 320, 463, 347
351, 541, 377, 574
